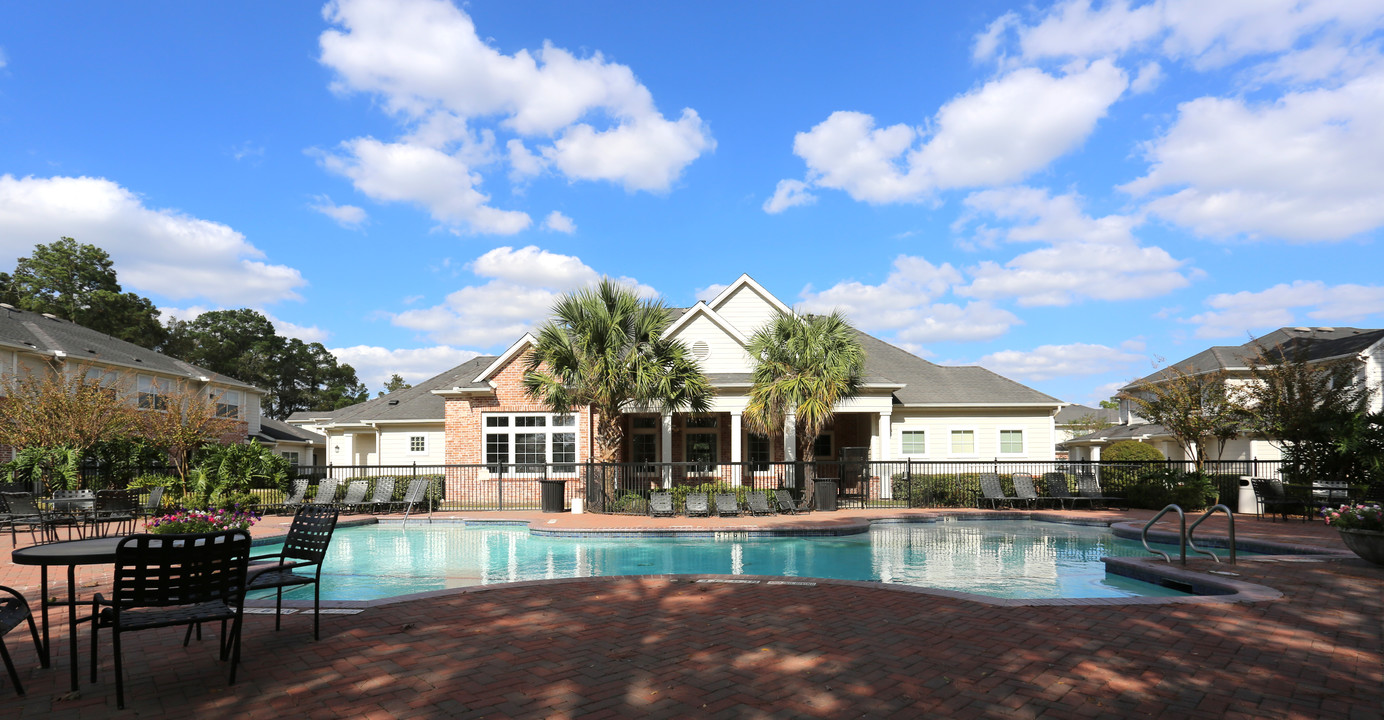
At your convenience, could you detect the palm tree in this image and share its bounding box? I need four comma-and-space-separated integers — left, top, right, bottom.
743, 311, 866, 502
522, 278, 713, 463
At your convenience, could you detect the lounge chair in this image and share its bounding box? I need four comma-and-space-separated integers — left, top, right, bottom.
1043, 472, 1095, 510
774, 489, 807, 514
339, 480, 370, 513
399, 478, 431, 522
1074, 473, 1125, 509
309, 479, 340, 506
685, 492, 710, 517
1252, 478, 1309, 522
1010, 473, 1044, 510
977, 473, 1024, 510
92, 530, 252, 709
245, 504, 340, 640
366, 477, 397, 514
1, 584, 45, 695
649, 491, 676, 517
746, 491, 774, 516
714, 493, 741, 517
277, 480, 309, 515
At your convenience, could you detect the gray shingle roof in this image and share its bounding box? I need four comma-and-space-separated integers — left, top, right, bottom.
855, 332, 1060, 406
1055, 404, 1120, 424
258, 416, 324, 443
314, 355, 495, 425
1125, 326, 1384, 389
0, 306, 259, 392
1060, 422, 1171, 447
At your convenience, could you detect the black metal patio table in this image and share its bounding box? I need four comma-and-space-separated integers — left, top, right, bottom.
11, 536, 124, 691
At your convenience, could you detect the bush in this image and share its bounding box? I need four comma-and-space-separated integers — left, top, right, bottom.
612, 491, 649, 514
1121, 468, 1218, 510
890, 473, 978, 507
1103, 441, 1164, 462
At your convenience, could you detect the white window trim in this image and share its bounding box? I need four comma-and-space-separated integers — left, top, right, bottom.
900, 429, 927, 457
407, 434, 429, 454
482, 412, 581, 472
214, 388, 242, 420
998, 428, 1025, 455
948, 428, 978, 457
744, 431, 772, 474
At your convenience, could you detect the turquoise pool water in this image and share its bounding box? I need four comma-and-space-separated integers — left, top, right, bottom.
251, 519, 1197, 601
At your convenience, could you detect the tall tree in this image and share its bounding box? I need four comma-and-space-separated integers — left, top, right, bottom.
1242, 344, 1373, 484
522, 278, 712, 462
1066, 412, 1116, 437
0, 361, 133, 454
164, 309, 368, 419
1118, 362, 1244, 470
378, 373, 412, 397
743, 311, 866, 501
6, 237, 167, 347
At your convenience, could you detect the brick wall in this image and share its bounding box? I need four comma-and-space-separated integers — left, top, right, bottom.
443, 350, 593, 466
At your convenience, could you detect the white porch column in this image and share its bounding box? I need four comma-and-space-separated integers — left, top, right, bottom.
661, 412, 673, 489
877, 411, 892, 499
783, 412, 797, 488
730, 412, 743, 486
1090, 445, 1101, 461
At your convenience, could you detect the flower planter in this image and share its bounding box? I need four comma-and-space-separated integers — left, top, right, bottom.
1338, 528, 1384, 565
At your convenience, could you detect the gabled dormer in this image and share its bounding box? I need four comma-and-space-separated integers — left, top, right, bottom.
705, 273, 792, 337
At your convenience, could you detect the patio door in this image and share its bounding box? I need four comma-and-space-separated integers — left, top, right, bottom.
687, 434, 718, 473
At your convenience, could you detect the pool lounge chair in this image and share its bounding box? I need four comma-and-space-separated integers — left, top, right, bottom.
685, 492, 710, 517
1043, 473, 1096, 510
1074, 473, 1125, 509
276, 480, 309, 515
366, 477, 397, 514
399, 477, 431, 521
746, 491, 774, 516
714, 493, 741, 517
774, 489, 807, 514
649, 491, 676, 517
1010, 473, 1044, 509
309, 479, 340, 506
978, 473, 1025, 510
339, 480, 370, 513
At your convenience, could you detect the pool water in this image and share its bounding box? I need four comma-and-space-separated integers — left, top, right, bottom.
251, 519, 1199, 601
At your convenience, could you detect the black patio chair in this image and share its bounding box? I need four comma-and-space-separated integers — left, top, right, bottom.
1010, 473, 1044, 510
1074, 473, 1125, 509
0, 493, 56, 546
309, 479, 340, 506
649, 491, 676, 517
48, 490, 94, 540
137, 486, 165, 528
276, 479, 310, 516
1043, 472, 1096, 510
367, 477, 397, 514
977, 473, 1024, 510
685, 492, 710, 517
746, 491, 775, 516
90, 489, 139, 537
245, 504, 340, 640
1252, 479, 1309, 522
774, 489, 807, 514
90, 530, 252, 709
1, 585, 46, 695
339, 480, 370, 514
714, 493, 741, 517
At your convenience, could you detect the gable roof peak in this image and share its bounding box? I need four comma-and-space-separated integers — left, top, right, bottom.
706, 274, 792, 316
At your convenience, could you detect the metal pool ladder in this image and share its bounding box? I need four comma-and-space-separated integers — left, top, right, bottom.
1141, 504, 1236, 565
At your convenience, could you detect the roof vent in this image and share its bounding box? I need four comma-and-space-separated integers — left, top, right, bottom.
1316, 327, 1335, 332
0, 303, 13, 310
388, 399, 399, 405
1292, 327, 1311, 332
41, 313, 60, 321
691, 340, 711, 361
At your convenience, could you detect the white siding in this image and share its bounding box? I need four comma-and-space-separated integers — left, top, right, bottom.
713, 284, 779, 337
379, 425, 446, 465
245, 392, 262, 434
888, 409, 1056, 460
669, 313, 752, 373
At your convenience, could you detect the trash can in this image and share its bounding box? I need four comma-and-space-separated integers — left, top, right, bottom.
540, 479, 566, 513
814, 479, 839, 512
1237, 477, 1261, 516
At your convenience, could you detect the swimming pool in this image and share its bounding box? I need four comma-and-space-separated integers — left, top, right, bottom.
251, 519, 1195, 601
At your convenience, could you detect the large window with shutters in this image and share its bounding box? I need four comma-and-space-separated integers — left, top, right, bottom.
483, 413, 579, 473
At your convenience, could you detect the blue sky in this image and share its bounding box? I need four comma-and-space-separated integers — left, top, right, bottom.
3, 0, 1383, 404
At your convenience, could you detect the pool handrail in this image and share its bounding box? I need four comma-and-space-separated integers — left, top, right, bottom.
1187, 504, 1236, 565
1142, 504, 1186, 564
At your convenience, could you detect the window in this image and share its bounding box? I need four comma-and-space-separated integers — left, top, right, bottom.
631, 416, 659, 473
215, 389, 242, 419
950, 430, 975, 455
482, 413, 580, 473
999, 429, 1024, 454
281, 451, 300, 466
901, 430, 926, 454
137, 375, 170, 411
409, 435, 427, 453
686, 433, 718, 472
685, 415, 718, 429
748, 433, 770, 472
84, 367, 119, 399
813, 433, 832, 459
632, 417, 658, 430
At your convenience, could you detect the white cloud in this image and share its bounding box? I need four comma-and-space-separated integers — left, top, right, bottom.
977, 342, 1143, 382
319, 0, 712, 200
390, 246, 657, 347
1130, 61, 1164, 93
955, 187, 1190, 306
694, 284, 728, 303
1123, 71, 1384, 241
542, 211, 575, 234
309, 194, 368, 228
772, 60, 1127, 207
328, 344, 480, 392
762, 179, 817, 214
799, 256, 1020, 343
0, 175, 306, 305
1188, 281, 1384, 338
319, 137, 531, 235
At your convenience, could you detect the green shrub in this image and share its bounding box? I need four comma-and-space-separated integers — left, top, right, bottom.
1121, 468, 1218, 510
1103, 441, 1164, 462
612, 491, 649, 514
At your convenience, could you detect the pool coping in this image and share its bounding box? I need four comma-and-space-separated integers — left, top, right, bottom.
244, 512, 1312, 610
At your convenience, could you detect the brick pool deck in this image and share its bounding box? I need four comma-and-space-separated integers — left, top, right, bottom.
1, 508, 1380, 718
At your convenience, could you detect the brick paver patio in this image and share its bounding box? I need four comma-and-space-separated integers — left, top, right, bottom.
1, 508, 1380, 718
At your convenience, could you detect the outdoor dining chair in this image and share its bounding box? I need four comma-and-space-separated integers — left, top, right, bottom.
1, 584, 45, 695
90, 489, 139, 537
0, 493, 57, 545
137, 486, 165, 528
90, 530, 252, 709
245, 504, 340, 641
